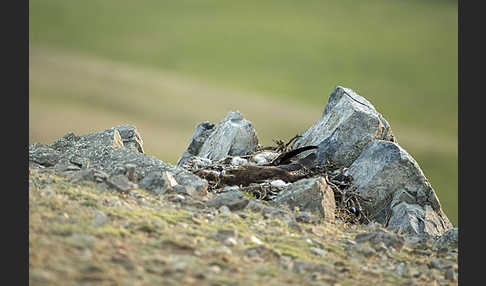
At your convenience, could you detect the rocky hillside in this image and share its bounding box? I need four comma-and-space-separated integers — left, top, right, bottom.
29, 86, 458, 285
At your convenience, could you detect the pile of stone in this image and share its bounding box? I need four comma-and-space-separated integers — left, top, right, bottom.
28, 86, 454, 239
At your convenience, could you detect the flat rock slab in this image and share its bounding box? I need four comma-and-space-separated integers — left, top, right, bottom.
345, 140, 452, 237
292, 86, 395, 167
271, 177, 335, 221
178, 111, 259, 163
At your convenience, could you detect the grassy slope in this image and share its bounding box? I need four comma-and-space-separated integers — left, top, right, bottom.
29, 0, 457, 224
29, 168, 457, 286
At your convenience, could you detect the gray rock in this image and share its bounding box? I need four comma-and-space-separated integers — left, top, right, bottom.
106, 174, 136, 193
309, 247, 326, 256
292, 86, 395, 167
176, 122, 215, 167
206, 191, 249, 211
271, 177, 335, 221
395, 262, 410, 277
387, 203, 452, 238
291, 260, 338, 277
32, 126, 208, 196
216, 229, 238, 243
138, 171, 178, 194
434, 227, 458, 249
218, 205, 232, 214
91, 210, 108, 227
295, 211, 318, 224
244, 246, 281, 261
354, 229, 405, 250
29, 143, 61, 167
197, 111, 259, 161
345, 140, 452, 237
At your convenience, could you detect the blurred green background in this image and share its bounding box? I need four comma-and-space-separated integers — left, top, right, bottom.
29, 0, 457, 225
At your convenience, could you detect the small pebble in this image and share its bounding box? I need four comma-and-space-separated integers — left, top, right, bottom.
225, 237, 238, 246
218, 205, 231, 214
309, 247, 326, 256
91, 210, 108, 227
250, 236, 263, 245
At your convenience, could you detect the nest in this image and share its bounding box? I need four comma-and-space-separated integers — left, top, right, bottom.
183, 136, 372, 225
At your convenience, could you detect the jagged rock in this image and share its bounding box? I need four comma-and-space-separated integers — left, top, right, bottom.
292, 86, 395, 167
194, 111, 259, 161
345, 140, 452, 237
433, 227, 458, 249
271, 177, 335, 221
29, 143, 61, 167
206, 191, 249, 211
29, 125, 208, 196
176, 122, 215, 167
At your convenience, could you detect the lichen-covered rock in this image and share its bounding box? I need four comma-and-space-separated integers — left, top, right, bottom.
433, 227, 458, 249
271, 177, 335, 221
345, 140, 452, 237
29, 125, 208, 196
196, 111, 259, 161
292, 86, 395, 167
29, 143, 61, 167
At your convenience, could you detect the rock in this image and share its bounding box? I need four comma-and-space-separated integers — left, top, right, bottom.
309, 247, 326, 256
216, 229, 238, 245
387, 202, 452, 238
291, 260, 338, 277
354, 229, 405, 251
31, 126, 208, 195
196, 111, 259, 161
434, 227, 458, 250
231, 156, 248, 166
250, 235, 263, 245
176, 122, 215, 167
244, 201, 294, 223
271, 177, 335, 221
345, 140, 452, 237
29, 143, 61, 167
106, 174, 136, 193
138, 171, 171, 194
349, 244, 376, 258
295, 211, 318, 224
206, 191, 249, 211
292, 86, 395, 167
244, 246, 281, 261
395, 262, 410, 277
218, 205, 232, 214
91, 210, 108, 227
430, 258, 443, 270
